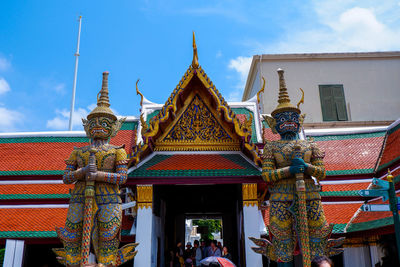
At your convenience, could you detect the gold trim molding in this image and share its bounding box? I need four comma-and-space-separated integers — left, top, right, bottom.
137, 184, 153, 209
242, 183, 258, 207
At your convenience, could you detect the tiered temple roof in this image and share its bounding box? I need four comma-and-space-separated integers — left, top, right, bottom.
0, 40, 399, 246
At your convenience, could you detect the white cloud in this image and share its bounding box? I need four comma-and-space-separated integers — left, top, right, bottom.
46, 104, 120, 130
0, 57, 11, 72
0, 106, 23, 132
46, 106, 91, 130
0, 78, 11, 95
228, 56, 252, 81
227, 56, 252, 101
268, 2, 400, 53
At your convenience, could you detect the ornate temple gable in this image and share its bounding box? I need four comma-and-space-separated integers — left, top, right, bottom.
129, 34, 261, 167
155, 92, 240, 151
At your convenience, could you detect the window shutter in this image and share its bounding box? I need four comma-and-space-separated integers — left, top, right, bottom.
332, 85, 348, 121
319, 85, 336, 121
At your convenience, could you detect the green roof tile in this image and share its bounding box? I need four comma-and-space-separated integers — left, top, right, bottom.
346, 216, 394, 232
0, 194, 70, 200
0, 170, 64, 176
332, 223, 346, 234
320, 190, 360, 197
129, 154, 260, 178
312, 131, 386, 142
120, 121, 138, 131
326, 169, 374, 176
0, 136, 89, 144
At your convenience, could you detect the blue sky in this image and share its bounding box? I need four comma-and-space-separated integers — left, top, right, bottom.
0, 0, 399, 132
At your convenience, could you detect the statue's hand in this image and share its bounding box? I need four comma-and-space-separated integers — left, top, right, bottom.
87, 171, 97, 181
289, 157, 306, 174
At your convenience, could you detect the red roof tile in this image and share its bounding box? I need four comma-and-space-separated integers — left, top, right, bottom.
0, 184, 73, 195
147, 154, 246, 171
0, 142, 84, 172
321, 182, 370, 192
379, 125, 400, 170
0, 207, 134, 233
0, 129, 136, 175
316, 136, 385, 174
323, 203, 361, 224
0, 208, 67, 232
262, 128, 280, 141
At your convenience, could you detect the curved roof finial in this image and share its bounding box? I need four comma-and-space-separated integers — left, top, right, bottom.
192, 31, 199, 68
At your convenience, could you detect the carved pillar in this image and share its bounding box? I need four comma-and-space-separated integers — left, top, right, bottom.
242, 183, 262, 267
134, 185, 154, 267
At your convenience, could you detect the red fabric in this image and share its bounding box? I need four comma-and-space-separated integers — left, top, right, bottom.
217, 257, 236, 267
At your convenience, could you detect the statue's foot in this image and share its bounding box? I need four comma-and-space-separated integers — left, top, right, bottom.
115, 243, 139, 266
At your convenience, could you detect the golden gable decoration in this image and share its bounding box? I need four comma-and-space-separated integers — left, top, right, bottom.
155, 94, 240, 151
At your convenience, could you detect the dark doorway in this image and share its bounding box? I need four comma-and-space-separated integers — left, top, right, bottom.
153, 184, 242, 267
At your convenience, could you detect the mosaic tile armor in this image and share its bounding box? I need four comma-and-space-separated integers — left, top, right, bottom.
250, 69, 343, 266
54, 72, 137, 267
57, 144, 128, 266
262, 139, 331, 262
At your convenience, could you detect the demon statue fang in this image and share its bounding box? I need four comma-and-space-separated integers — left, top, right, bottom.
53, 72, 138, 267
249, 69, 344, 267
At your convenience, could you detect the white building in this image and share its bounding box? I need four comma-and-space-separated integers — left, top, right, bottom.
242, 52, 400, 125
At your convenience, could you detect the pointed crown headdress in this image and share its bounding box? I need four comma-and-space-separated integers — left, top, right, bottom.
87, 71, 117, 121
271, 69, 301, 116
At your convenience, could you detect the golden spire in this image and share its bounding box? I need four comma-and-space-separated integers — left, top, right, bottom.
271, 69, 301, 116
192, 31, 199, 68
87, 71, 117, 121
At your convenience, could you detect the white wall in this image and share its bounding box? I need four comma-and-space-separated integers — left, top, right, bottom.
247, 56, 400, 123
343, 246, 372, 267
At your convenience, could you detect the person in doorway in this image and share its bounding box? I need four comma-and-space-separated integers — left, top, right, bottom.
175, 242, 185, 267
193, 240, 202, 266
222, 246, 232, 261
208, 240, 221, 257
204, 239, 211, 258
311, 256, 333, 267
217, 241, 222, 251
184, 242, 193, 266
200, 239, 206, 259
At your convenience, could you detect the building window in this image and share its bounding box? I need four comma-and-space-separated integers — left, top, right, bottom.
319, 84, 348, 121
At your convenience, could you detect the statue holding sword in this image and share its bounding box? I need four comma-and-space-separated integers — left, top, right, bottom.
54, 72, 137, 266
250, 69, 343, 266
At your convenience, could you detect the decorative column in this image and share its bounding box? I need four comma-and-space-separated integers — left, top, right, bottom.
3, 239, 25, 267
134, 184, 154, 267
242, 183, 263, 267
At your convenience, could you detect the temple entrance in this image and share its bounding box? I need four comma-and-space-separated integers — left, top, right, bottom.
153, 184, 243, 267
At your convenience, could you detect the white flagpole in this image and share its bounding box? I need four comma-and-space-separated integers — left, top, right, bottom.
68, 16, 82, 131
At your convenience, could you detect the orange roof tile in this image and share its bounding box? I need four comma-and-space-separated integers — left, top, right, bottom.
379, 124, 400, 170
0, 207, 134, 234
0, 208, 67, 232
0, 129, 136, 175
262, 128, 280, 141
323, 203, 361, 224
321, 183, 370, 192
316, 136, 385, 174
0, 183, 73, 195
